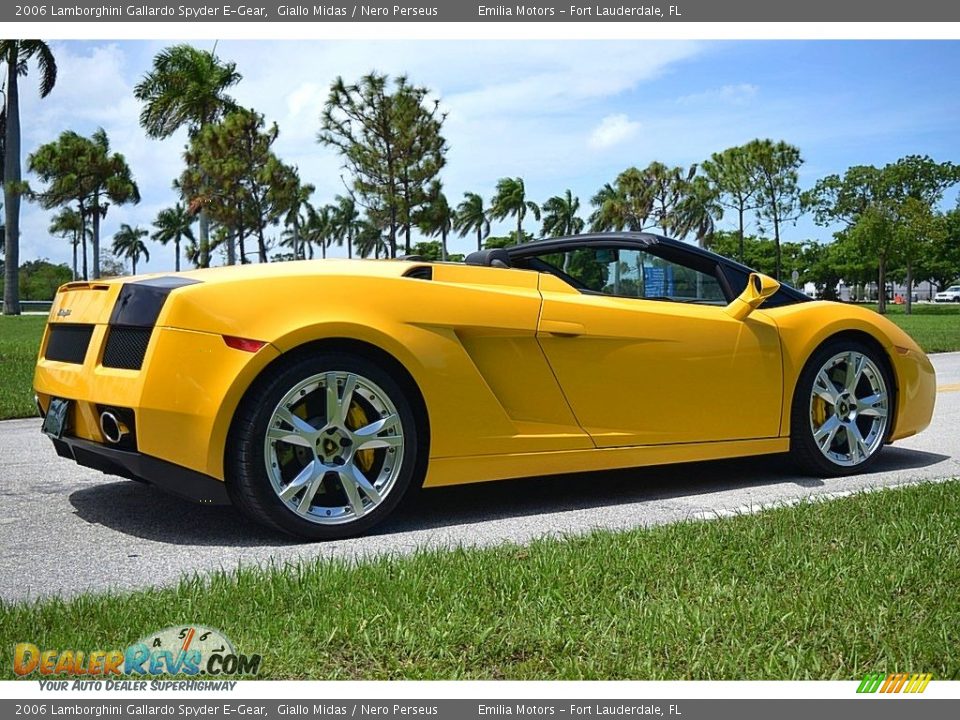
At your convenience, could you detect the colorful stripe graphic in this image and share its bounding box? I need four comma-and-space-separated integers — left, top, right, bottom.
857, 672, 932, 694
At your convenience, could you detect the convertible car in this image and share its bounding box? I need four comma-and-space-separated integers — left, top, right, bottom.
33, 233, 936, 539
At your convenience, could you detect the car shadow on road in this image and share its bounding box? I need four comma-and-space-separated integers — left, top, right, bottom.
68, 446, 949, 547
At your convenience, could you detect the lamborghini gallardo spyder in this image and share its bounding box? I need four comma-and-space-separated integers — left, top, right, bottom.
33, 233, 936, 539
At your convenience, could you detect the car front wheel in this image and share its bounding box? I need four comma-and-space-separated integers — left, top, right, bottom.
227, 351, 420, 540
790, 340, 892, 477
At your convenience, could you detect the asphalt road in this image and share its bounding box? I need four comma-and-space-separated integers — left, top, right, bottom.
2, 352, 959, 602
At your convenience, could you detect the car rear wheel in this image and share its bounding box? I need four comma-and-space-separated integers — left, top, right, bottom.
227, 352, 420, 540
790, 340, 892, 477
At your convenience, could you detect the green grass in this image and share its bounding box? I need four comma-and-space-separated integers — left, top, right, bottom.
0, 316, 45, 420
859, 303, 960, 353
2, 480, 958, 680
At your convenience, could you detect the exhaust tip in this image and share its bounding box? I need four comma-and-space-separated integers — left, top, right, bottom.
99, 411, 128, 445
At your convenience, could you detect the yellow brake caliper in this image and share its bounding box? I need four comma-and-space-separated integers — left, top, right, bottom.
812, 396, 827, 430
347, 402, 375, 472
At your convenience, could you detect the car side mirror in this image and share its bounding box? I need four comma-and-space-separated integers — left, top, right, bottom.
725, 272, 780, 321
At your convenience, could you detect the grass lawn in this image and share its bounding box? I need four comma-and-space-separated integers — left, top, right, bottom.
1, 480, 958, 680
0, 316, 45, 420
861, 303, 960, 354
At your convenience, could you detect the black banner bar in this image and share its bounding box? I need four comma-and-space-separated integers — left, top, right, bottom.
5, 0, 960, 23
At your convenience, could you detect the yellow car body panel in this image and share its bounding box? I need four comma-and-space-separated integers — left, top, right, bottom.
33, 253, 936, 499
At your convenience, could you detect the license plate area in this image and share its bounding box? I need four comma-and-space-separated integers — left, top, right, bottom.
41, 398, 70, 439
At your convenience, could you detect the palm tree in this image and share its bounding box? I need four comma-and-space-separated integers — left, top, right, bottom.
355, 218, 388, 259
674, 176, 723, 247
49, 207, 85, 281
332, 195, 360, 259
454, 192, 490, 252
540, 189, 584, 238
490, 177, 540, 243
151, 203, 196, 272
303, 204, 335, 259
134, 44, 241, 268
590, 173, 653, 232
417, 182, 454, 261
2, 40, 57, 315
112, 224, 150, 275
88, 129, 140, 278
281, 177, 315, 260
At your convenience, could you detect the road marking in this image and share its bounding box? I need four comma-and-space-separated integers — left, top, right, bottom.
938, 383, 960, 393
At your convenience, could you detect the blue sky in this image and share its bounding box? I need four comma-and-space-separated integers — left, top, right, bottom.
13, 39, 960, 272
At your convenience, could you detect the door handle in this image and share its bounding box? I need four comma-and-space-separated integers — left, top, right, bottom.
540, 320, 584, 337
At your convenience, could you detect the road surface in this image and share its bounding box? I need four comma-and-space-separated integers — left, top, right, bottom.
1, 353, 958, 601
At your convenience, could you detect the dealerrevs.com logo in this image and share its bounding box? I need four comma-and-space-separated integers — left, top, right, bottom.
14, 626, 261, 678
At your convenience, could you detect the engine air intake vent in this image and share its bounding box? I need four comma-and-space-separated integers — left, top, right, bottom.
102, 327, 153, 370
45, 325, 95, 364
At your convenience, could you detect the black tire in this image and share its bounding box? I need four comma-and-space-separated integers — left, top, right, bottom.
226, 351, 422, 540
789, 338, 894, 477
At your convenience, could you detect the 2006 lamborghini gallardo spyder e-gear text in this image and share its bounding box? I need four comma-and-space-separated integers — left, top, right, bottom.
33, 233, 936, 539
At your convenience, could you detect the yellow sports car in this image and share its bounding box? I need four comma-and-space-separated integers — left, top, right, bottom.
33, 233, 936, 539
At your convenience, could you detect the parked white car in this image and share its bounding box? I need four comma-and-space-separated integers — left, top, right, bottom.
934, 285, 960, 303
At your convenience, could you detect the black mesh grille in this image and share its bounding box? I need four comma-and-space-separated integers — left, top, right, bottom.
102, 327, 153, 370
45, 325, 94, 364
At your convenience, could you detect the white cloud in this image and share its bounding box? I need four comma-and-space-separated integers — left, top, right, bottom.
677, 82, 759, 106
588, 114, 641, 150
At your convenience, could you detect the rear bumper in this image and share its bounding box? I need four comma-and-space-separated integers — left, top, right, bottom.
49, 434, 231, 505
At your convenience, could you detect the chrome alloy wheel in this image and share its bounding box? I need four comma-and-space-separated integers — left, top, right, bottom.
263, 371, 404, 524
808, 351, 889, 467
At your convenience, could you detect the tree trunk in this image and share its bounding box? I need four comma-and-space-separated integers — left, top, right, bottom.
239, 231, 246, 264
92, 190, 101, 279
175, 237, 181, 272
257, 226, 267, 263
226, 227, 236, 266
72, 235, 78, 281
517, 213, 522, 244
293, 218, 300, 260
347, 230, 353, 259
737, 206, 745, 263
877, 258, 887, 315
79, 203, 89, 281
403, 223, 411, 255
132, 256, 137, 276
388, 207, 397, 258
905, 263, 913, 316
441, 228, 448, 261
199, 210, 210, 268
773, 214, 781, 281
3, 55, 21, 315
477, 226, 482, 252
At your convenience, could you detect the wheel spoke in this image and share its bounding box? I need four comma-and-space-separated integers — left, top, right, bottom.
844, 352, 865, 394
346, 465, 382, 505
275, 406, 316, 436
340, 374, 357, 421
813, 415, 840, 450
354, 413, 398, 438
338, 470, 366, 516
813, 370, 840, 405
858, 393, 888, 418
845, 424, 867, 463
279, 460, 321, 502
356, 434, 402, 451
267, 426, 313, 448
324, 372, 339, 424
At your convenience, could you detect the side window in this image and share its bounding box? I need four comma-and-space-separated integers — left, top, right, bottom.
533, 246, 726, 305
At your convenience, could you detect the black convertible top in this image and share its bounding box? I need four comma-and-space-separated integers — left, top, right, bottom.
465, 231, 810, 307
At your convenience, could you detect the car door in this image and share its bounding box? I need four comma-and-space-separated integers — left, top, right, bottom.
524, 243, 783, 448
